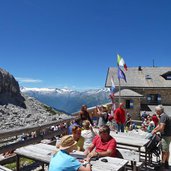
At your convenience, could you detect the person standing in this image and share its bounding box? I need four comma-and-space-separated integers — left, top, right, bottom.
96, 105, 108, 127
152, 105, 171, 169
79, 105, 93, 126
114, 102, 126, 132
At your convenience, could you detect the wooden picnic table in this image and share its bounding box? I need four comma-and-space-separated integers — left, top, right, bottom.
111, 130, 154, 170
110, 131, 149, 149
14, 143, 128, 171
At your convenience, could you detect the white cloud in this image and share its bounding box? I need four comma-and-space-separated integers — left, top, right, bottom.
16, 77, 43, 83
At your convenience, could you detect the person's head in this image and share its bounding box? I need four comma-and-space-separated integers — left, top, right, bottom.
102, 105, 108, 112
127, 113, 131, 118
147, 115, 151, 120
98, 125, 110, 141
119, 102, 125, 108
155, 105, 164, 116
81, 105, 87, 111
82, 120, 90, 130
72, 126, 81, 140
59, 135, 77, 152
74, 118, 81, 125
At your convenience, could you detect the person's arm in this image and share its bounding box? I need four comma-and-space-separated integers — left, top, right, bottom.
152, 123, 165, 134
97, 108, 103, 116
90, 126, 97, 135
78, 164, 91, 171
80, 111, 83, 120
84, 143, 95, 155
87, 149, 113, 159
78, 157, 91, 171
87, 113, 94, 126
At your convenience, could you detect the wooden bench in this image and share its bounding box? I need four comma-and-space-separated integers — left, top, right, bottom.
116, 148, 144, 171
0, 165, 12, 171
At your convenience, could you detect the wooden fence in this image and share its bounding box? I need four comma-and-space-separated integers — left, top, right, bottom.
0, 117, 76, 165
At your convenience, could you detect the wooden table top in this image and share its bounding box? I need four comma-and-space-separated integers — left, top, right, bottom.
15, 143, 128, 171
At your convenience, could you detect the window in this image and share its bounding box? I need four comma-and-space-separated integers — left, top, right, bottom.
161, 71, 171, 80
125, 100, 134, 109
147, 94, 161, 104
145, 75, 152, 79
166, 75, 171, 80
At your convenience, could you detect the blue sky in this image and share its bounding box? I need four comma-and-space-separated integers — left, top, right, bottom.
0, 0, 171, 90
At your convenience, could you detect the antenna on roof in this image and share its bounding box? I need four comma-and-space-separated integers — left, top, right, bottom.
153, 59, 155, 67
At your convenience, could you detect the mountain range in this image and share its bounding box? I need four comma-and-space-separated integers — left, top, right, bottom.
21, 87, 111, 114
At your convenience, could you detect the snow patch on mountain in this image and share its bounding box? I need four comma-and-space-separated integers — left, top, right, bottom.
21, 87, 111, 114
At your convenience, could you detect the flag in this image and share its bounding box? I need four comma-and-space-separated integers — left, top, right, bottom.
117, 54, 127, 71
110, 77, 115, 93
109, 77, 115, 103
118, 67, 127, 82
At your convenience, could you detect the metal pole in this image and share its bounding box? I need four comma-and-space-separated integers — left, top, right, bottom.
119, 78, 121, 104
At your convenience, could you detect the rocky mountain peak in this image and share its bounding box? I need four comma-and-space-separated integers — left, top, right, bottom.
0, 68, 25, 107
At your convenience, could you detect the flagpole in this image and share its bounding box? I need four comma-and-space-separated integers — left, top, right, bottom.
119, 78, 121, 104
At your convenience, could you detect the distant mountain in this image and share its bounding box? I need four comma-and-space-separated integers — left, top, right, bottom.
21, 87, 111, 114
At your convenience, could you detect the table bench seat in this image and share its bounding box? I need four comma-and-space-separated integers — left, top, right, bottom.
0, 165, 12, 171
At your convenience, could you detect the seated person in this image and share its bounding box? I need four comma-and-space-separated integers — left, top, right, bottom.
49, 135, 91, 171
84, 125, 117, 159
125, 113, 132, 131
147, 121, 155, 133
68, 118, 81, 134
72, 126, 85, 151
152, 113, 159, 127
81, 120, 96, 150
141, 111, 148, 121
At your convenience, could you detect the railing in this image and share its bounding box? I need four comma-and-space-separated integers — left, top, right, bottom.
72, 102, 112, 117
0, 117, 76, 165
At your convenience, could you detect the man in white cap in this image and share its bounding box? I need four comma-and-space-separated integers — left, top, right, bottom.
152, 105, 171, 169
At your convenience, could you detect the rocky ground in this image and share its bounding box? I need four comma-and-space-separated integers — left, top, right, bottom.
0, 94, 71, 131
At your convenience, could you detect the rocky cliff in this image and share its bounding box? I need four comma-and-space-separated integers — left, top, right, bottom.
0, 68, 70, 130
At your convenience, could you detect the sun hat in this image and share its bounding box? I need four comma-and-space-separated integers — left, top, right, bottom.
102, 105, 108, 110
59, 135, 77, 150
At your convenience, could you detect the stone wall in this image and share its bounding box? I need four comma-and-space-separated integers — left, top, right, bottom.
114, 97, 141, 120
132, 88, 171, 105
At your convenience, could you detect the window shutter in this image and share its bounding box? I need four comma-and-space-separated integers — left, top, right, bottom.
130, 100, 134, 109
157, 94, 161, 104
